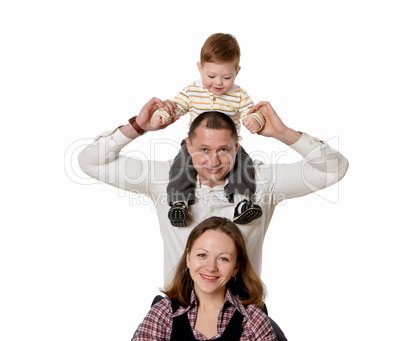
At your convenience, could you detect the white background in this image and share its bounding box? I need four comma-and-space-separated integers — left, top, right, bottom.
1, 0, 401, 340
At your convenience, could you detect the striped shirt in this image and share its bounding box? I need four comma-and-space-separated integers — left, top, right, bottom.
154, 78, 265, 135
132, 289, 277, 340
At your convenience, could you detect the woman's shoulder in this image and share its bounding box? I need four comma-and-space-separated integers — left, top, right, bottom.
153, 296, 173, 308
227, 290, 263, 315
243, 304, 276, 338
151, 296, 189, 315
146, 296, 174, 318
132, 297, 174, 340
244, 303, 268, 318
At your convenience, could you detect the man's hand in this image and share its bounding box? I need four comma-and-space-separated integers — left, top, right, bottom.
248, 101, 301, 145
136, 97, 178, 132
120, 98, 179, 139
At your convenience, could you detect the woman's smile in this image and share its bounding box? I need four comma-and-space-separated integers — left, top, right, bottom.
200, 273, 220, 281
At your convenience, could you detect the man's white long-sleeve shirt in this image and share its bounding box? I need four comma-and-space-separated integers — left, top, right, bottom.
78, 128, 348, 286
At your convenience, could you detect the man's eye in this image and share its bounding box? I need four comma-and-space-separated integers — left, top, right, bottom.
201, 148, 208, 152
220, 148, 228, 152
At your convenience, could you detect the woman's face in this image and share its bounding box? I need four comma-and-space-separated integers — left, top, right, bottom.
186, 230, 239, 298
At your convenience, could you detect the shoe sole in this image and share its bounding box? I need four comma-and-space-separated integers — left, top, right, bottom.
233, 207, 262, 225
168, 208, 188, 227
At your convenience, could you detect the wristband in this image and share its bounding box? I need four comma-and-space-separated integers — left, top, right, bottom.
128, 116, 146, 135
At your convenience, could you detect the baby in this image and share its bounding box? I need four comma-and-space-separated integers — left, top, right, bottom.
152, 33, 265, 227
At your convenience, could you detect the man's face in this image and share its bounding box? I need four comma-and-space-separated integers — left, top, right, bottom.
186, 125, 239, 187
197, 61, 240, 96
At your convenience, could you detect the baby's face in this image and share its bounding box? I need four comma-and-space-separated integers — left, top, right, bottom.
198, 61, 240, 96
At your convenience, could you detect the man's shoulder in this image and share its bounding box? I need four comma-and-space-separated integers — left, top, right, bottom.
251, 159, 266, 168
149, 159, 174, 172
138, 158, 173, 167
138, 159, 172, 182
252, 159, 275, 193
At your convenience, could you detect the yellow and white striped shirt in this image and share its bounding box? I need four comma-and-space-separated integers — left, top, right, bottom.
154, 79, 265, 134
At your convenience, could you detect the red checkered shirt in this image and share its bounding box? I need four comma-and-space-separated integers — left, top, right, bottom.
132, 289, 277, 340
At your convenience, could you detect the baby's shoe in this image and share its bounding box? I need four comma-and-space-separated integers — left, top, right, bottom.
233, 199, 262, 225
168, 202, 188, 227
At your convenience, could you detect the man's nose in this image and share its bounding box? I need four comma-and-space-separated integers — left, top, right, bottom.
210, 153, 220, 167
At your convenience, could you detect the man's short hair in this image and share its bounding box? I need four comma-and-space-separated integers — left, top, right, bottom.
188, 111, 238, 142
200, 33, 241, 69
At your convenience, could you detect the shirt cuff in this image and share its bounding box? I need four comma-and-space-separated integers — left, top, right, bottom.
94, 126, 133, 147
114, 127, 135, 144
153, 109, 172, 124
289, 132, 323, 157
248, 112, 265, 131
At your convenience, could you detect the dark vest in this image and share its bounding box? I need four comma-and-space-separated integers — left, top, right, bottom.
169, 299, 244, 341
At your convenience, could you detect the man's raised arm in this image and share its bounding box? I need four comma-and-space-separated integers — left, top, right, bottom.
78, 98, 178, 192
248, 101, 349, 202
248, 100, 302, 144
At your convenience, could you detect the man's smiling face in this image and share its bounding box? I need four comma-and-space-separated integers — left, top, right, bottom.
185, 124, 239, 187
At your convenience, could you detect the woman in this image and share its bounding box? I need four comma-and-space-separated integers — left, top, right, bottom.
132, 217, 277, 340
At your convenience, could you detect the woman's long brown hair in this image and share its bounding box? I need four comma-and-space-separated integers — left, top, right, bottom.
162, 217, 265, 308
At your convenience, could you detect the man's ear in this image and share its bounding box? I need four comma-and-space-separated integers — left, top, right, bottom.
236, 66, 241, 76
197, 61, 202, 73
234, 139, 240, 154
185, 137, 192, 154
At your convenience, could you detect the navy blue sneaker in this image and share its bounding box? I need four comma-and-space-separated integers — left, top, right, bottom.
233, 199, 262, 225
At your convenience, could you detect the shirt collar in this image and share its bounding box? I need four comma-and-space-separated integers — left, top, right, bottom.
195, 78, 204, 88
195, 175, 229, 190
174, 288, 248, 317
194, 78, 239, 94
224, 288, 248, 317
172, 290, 197, 317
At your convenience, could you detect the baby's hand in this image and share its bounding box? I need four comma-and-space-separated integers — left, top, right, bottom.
151, 113, 168, 128
243, 115, 262, 134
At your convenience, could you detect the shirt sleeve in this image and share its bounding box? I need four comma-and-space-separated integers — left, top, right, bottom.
256, 133, 349, 204
238, 88, 265, 130
245, 305, 278, 340
172, 87, 190, 115
153, 87, 191, 123
131, 299, 172, 340
78, 127, 169, 196
238, 88, 254, 119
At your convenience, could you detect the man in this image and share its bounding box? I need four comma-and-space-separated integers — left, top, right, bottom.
78, 97, 348, 286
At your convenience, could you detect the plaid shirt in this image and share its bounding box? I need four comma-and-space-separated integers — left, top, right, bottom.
132, 289, 277, 340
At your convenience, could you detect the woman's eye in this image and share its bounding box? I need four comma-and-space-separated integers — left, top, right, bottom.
220, 257, 229, 262
198, 254, 206, 258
